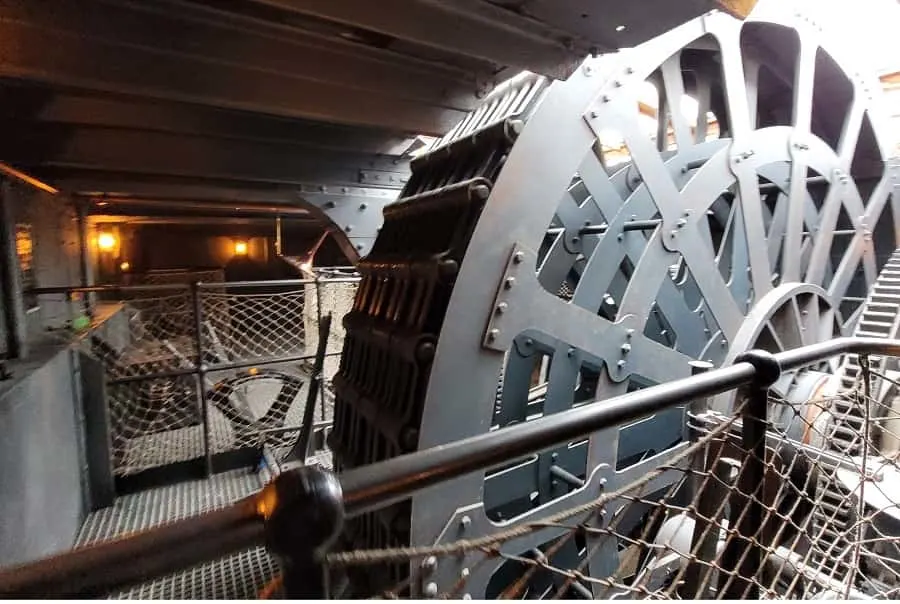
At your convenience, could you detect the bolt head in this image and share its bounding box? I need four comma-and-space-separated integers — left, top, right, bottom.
504, 277, 516, 289
488, 329, 499, 341
359, 203, 368, 210
461, 568, 470, 578
421, 556, 437, 571
424, 582, 438, 598
461, 515, 472, 529
496, 302, 508, 313
512, 251, 524, 264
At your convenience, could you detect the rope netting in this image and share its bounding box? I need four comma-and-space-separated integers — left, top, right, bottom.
322, 356, 900, 599
200, 286, 307, 362
80, 279, 358, 475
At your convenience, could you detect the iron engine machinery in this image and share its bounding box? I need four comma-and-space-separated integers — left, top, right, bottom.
330, 2, 900, 598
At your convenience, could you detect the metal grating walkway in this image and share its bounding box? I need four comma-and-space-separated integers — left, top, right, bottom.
76, 469, 277, 599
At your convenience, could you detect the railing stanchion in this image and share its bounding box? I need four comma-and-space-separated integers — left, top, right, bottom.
314, 272, 327, 423
682, 360, 721, 599
290, 313, 333, 462
720, 349, 779, 599
191, 281, 213, 477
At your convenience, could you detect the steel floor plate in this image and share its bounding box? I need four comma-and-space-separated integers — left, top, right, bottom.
77, 469, 277, 599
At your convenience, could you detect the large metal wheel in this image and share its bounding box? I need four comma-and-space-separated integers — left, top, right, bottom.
332, 5, 899, 598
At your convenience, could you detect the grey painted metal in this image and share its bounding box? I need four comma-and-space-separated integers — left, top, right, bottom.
346, 7, 900, 597
0, 348, 88, 567
78, 351, 115, 510
301, 188, 400, 260
332, 335, 900, 512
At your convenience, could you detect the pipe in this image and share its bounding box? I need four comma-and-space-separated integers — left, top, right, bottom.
88, 196, 311, 217
0, 163, 58, 195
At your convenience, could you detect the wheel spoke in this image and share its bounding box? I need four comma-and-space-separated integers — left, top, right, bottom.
660, 52, 693, 149
791, 38, 817, 133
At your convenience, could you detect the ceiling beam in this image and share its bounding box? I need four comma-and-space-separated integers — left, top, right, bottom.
241, 0, 587, 78
0, 0, 471, 134
54, 176, 305, 205
83, 197, 315, 216
0, 86, 419, 155
0, 124, 411, 189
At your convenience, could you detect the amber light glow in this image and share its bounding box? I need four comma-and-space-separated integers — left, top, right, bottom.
234, 240, 249, 256
120, 261, 131, 272
97, 232, 117, 252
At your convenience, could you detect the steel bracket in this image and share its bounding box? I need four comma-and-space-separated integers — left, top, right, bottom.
300, 186, 399, 260
483, 242, 533, 351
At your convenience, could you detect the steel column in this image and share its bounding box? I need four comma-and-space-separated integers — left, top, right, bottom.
290, 313, 332, 461
191, 281, 213, 477
719, 350, 779, 599
0, 180, 27, 359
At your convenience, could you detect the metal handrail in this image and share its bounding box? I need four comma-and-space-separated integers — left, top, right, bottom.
2, 336, 899, 597
26, 275, 361, 296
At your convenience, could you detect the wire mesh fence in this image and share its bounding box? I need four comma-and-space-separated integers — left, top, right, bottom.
37, 275, 360, 477
200, 285, 307, 364
322, 355, 900, 599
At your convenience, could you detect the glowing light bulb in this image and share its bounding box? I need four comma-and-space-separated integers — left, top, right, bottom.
234, 241, 248, 256
97, 232, 116, 251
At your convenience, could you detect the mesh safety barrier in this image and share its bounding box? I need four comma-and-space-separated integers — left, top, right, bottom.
76, 277, 358, 476
200, 285, 306, 363
322, 356, 900, 599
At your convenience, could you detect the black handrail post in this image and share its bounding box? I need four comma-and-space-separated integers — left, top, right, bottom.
289, 313, 333, 462
720, 349, 779, 599
265, 466, 345, 598
191, 281, 213, 477
314, 272, 327, 423
682, 360, 719, 598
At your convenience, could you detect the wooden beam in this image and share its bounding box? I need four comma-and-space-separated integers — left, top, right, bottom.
714, 0, 758, 18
